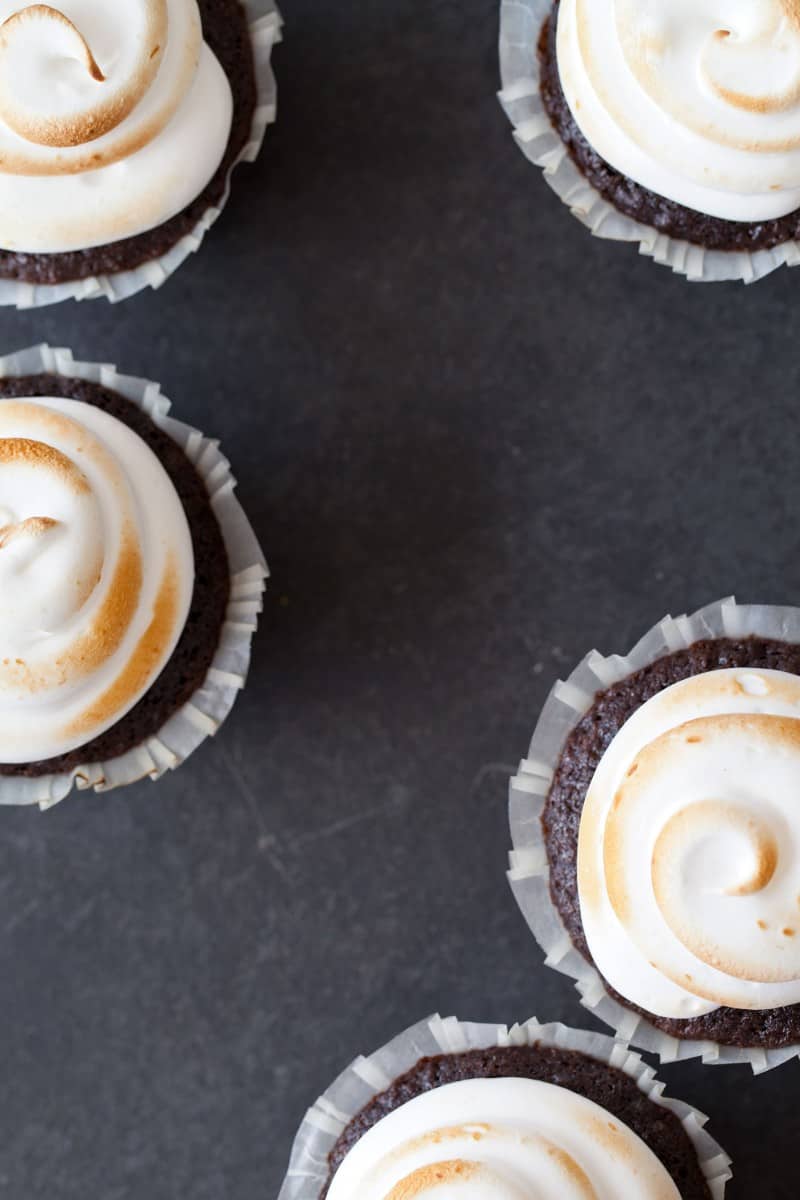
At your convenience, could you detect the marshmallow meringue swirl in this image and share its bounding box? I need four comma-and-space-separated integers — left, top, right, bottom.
326, 1076, 680, 1200
0, 396, 193, 763
578, 667, 800, 1019
556, 0, 800, 221
0, 0, 233, 251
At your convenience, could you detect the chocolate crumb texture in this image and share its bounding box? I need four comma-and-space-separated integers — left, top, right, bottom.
322, 1045, 712, 1200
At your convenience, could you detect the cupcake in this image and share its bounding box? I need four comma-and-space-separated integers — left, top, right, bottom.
510, 598, 800, 1071
278, 1014, 731, 1199
499, 1, 800, 282
0, 0, 281, 308
0, 344, 266, 807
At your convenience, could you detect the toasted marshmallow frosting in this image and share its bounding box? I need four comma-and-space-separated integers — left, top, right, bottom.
0, 396, 193, 763
578, 667, 800, 1018
556, 0, 800, 222
0, 0, 233, 252
326, 1076, 679, 1199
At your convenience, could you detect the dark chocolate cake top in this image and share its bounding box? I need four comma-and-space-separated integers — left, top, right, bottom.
322, 1044, 713, 1200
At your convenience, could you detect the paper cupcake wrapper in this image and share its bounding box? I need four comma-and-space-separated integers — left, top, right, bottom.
498, 0, 800, 284
277, 1012, 732, 1199
509, 597, 800, 1073
0, 344, 267, 808
0, 0, 282, 310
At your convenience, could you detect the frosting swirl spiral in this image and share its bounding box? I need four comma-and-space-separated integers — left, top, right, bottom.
556, 0, 800, 221
578, 668, 800, 1018
0, 396, 193, 763
326, 1077, 680, 1199
0, 0, 233, 251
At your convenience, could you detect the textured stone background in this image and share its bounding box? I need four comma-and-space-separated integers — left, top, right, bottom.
0, 1, 797, 1196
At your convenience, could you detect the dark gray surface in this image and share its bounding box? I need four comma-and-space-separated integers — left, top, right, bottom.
0, 1, 797, 1196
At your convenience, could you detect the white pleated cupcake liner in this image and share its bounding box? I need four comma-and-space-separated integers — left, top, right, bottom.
0, 343, 268, 808
0, 0, 282, 309
278, 1012, 732, 1199
498, 0, 800, 283
509, 597, 800, 1073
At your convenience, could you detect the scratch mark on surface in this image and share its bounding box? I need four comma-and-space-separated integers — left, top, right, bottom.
290, 790, 408, 849
4, 896, 40, 935
469, 761, 517, 799
216, 743, 291, 883
62, 896, 97, 934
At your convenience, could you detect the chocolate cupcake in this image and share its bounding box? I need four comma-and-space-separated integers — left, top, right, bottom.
0, 0, 281, 308
510, 598, 800, 1071
499, 1, 800, 282
278, 1014, 731, 1199
0, 344, 266, 807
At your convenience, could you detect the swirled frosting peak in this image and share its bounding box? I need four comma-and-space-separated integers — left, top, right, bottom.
326, 1077, 680, 1199
0, 0, 233, 252
0, 396, 194, 764
578, 668, 800, 1018
556, 0, 800, 221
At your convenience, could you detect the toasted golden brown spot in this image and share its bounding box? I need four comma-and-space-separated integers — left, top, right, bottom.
544, 1142, 597, 1198
599, 714, 800, 990
65, 553, 178, 738
0, 2, 169, 150
783, 0, 800, 31
585, 1112, 633, 1159
0, 0, 206, 178
0, 436, 90, 492
386, 1160, 479, 1199
0, 525, 143, 694
651, 802, 777, 944
712, 78, 800, 117
0, 515, 58, 548
11, 6, 104, 81
423, 1123, 487, 1146
64, 527, 143, 682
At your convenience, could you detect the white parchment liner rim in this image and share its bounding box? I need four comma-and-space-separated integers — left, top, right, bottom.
498, 0, 800, 284
0, 343, 267, 808
0, 0, 282, 309
509, 597, 800, 1072
277, 1012, 732, 1199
